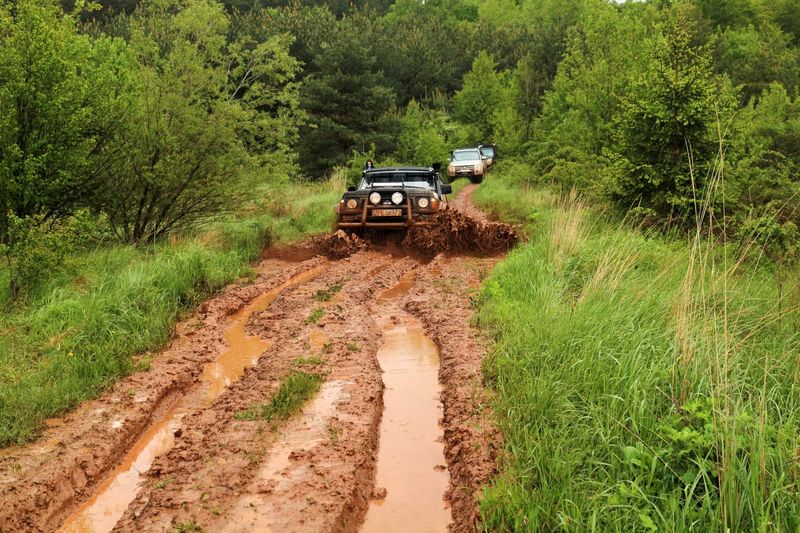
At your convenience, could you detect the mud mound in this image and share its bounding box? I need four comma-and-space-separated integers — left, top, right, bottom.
306, 212, 516, 260
403, 209, 517, 256
308, 230, 368, 259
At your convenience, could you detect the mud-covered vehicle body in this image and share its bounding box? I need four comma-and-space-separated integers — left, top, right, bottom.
335, 166, 452, 229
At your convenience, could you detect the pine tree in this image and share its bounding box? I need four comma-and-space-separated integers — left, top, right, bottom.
611, 4, 734, 221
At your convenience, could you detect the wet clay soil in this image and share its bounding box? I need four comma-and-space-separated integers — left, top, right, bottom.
218, 379, 351, 532
59, 265, 328, 533
0, 257, 326, 533
361, 271, 450, 532
0, 185, 504, 533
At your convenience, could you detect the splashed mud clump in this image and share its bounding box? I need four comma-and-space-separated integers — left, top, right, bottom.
309, 230, 368, 259
403, 209, 518, 256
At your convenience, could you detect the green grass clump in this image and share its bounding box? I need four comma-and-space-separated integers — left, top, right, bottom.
471, 167, 557, 228
173, 520, 204, 533
477, 172, 800, 531
305, 307, 325, 325
0, 239, 264, 446
0, 180, 339, 446
292, 355, 325, 366
256, 179, 340, 243
313, 283, 342, 302
235, 371, 323, 422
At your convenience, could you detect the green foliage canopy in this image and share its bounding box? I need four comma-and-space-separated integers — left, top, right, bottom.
0, 0, 134, 237
97, 0, 303, 243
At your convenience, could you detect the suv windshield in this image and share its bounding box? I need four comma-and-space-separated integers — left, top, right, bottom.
360, 172, 434, 189
452, 150, 480, 161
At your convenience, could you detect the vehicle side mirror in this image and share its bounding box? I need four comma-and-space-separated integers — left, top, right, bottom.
441, 184, 453, 195
432, 162, 441, 171
481, 156, 488, 160
347, 186, 356, 192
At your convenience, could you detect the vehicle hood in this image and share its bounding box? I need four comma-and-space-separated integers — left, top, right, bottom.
348, 185, 433, 194
450, 158, 482, 165
365, 184, 432, 190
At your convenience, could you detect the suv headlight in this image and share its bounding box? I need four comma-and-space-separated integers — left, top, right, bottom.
346, 198, 358, 209
369, 192, 381, 205
391, 192, 404, 205
417, 197, 430, 209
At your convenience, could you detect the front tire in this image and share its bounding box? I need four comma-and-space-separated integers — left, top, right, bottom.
469, 174, 483, 184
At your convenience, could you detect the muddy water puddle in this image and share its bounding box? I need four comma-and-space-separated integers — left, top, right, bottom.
308, 329, 328, 352
361, 271, 450, 533
220, 380, 350, 532
59, 263, 327, 533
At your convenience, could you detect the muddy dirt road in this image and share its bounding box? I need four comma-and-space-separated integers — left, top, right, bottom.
0, 184, 504, 533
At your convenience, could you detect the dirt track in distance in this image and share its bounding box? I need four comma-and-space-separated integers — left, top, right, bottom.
0, 181, 508, 533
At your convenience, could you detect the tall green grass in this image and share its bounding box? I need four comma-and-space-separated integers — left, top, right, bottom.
0, 180, 339, 446
474, 174, 800, 531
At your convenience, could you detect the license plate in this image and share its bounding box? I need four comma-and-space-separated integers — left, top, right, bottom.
375, 209, 402, 217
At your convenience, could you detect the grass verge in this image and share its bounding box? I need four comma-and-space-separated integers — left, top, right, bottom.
446, 175, 471, 198
0, 179, 338, 446
474, 171, 800, 530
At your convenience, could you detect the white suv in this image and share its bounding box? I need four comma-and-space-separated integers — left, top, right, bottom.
447, 148, 487, 183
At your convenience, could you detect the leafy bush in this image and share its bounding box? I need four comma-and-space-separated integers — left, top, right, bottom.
0, 0, 134, 249
0, 212, 99, 301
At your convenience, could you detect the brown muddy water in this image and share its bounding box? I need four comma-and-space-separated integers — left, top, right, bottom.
361, 270, 450, 533
58, 264, 327, 533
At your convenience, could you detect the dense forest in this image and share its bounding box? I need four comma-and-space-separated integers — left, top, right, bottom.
2, 0, 800, 530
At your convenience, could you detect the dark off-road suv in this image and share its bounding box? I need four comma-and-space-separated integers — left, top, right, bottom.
335, 165, 452, 230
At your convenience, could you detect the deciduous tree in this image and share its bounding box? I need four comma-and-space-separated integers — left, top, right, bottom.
0, 0, 134, 297
98, 0, 302, 243
453, 51, 503, 143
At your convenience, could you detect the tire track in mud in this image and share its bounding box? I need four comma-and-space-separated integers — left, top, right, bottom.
449, 184, 487, 223
361, 269, 450, 532
0, 185, 506, 533
0, 257, 326, 533
59, 263, 331, 532
405, 255, 502, 532
115, 252, 414, 532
